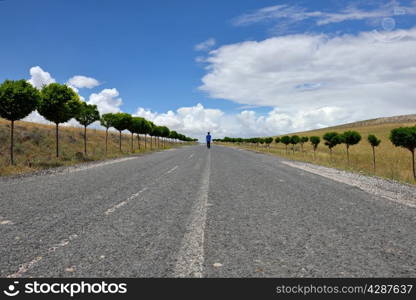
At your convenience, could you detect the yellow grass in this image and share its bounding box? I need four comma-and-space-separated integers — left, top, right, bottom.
223, 119, 416, 185
0, 118, 182, 176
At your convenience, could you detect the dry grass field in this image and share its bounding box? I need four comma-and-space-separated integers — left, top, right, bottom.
0, 118, 179, 176
223, 115, 416, 185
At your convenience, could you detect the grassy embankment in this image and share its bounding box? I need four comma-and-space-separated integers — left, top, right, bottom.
223, 115, 416, 185
0, 118, 181, 176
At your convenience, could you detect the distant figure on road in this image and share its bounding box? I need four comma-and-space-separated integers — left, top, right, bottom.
206, 132, 211, 149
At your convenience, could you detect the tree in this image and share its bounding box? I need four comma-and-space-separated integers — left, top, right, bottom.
159, 126, 170, 148
367, 134, 381, 173
38, 83, 82, 158
147, 121, 155, 149
75, 103, 100, 156
290, 135, 300, 154
111, 113, 132, 152
130, 117, 147, 150
100, 113, 115, 154
275, 137, 280, 145
390, 126, 416, 180
281, 136, 291, 153
265, 137, 273, 150
323, 132, 342, 160
0, 79, 40, 165
169, 130, 179, 144
141, 119, 152, 149
153, 126, 163, 148
300, 136, 309, 152
341, 131, 362, 166
309, 136, 320, 160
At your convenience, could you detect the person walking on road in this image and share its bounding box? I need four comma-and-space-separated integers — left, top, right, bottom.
206, 132, 212, 149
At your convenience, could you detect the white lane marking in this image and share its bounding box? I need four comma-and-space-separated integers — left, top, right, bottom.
173, 150, 211, 278
280, 161, 416, 208
188, 154, 194, 159
165, 166, 178, 175
67, 157, 137, 173
8, 234, 78, 278
0, 216, 13, 225
105, 187, 148, 215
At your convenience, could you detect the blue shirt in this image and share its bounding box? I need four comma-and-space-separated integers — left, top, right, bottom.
206, 134, 211, 142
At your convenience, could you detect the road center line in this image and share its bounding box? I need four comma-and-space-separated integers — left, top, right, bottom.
105, 187, 148, 215
165, 166, 178, 175
0, 216, 13, 225
173, 150, 211, 278
8, 234, 78, 278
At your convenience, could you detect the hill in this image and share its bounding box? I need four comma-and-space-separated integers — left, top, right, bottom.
231, 114, 416, 184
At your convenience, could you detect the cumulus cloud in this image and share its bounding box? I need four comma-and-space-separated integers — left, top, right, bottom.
87, 88, 123, 114
133, 103, 352, 141
27, 66, 55, 89
199, 29, 416, 128
68, 75, 100, 89
194, 38, 216, 51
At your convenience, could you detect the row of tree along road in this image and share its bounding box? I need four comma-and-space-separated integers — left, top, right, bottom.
215, 127, 416, 180
0, 80, 196, 165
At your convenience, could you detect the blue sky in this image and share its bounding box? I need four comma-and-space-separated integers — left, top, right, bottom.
1, 0, 415, 139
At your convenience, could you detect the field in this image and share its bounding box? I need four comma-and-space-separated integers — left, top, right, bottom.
222, 115, 416, 185
0, 118, 178, 176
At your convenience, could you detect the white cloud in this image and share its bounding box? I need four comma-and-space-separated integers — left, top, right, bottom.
87, 88, 123, 114
194, 38, 216, 51
68, 75, 100, 89
27, 66, 55, 89
133, 103, 360, 141
199, 29, 416, 130
232, 1, 416, 28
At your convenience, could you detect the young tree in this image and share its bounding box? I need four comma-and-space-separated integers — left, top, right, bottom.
281, 135, 291, 154
0, 80, 40, 165
290, 135, 300, 154
309, 136, 320, 160
265, 137, 273, 150
131, 117, 147, 150
169, 130, 179, 144
75, 103, 100, 156
100, 113, 115, 154
300, 136, 309, 152
111, 113, 132, 152
129, 117, 142, 152
159, 126, 170, 148
341, 131, 362, 166
275, 137, 280, 145
147, 121, 155, 149
390, 126, 416, 180
367, 134, 381, 173
323, 132, 342, 160
38, 83, 82, 158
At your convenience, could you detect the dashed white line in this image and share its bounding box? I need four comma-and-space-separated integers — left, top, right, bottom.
8, 234, 78, 278
165, 166, 178, 175
105, 187, 148, 215
173, 150, 211, 278
0, 216, 13, 225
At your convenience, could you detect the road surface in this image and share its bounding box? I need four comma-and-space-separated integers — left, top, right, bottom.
1, 145, 415, 277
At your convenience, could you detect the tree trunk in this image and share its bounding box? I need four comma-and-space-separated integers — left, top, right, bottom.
329, 148, 332, 161
346, 145, 350, 166
131, 133, 134, 152
412, 149, 415, 180
105, 128, 108, 155
314, 148, 316, 160
119, 131, 122, 152
137, 134, 141, 150
10, 120, 14, 165
150, 136, 153, 150
84, 125, 87, 156
55, 123, 59, 158
144, 134, 147, 149
372, 146, 376, 173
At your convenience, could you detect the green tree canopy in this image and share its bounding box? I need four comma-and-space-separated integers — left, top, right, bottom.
76, 103, 100, 127
38, 83, 81, 124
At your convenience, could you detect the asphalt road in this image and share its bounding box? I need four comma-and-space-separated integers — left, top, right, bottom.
0, 145, 415, 277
